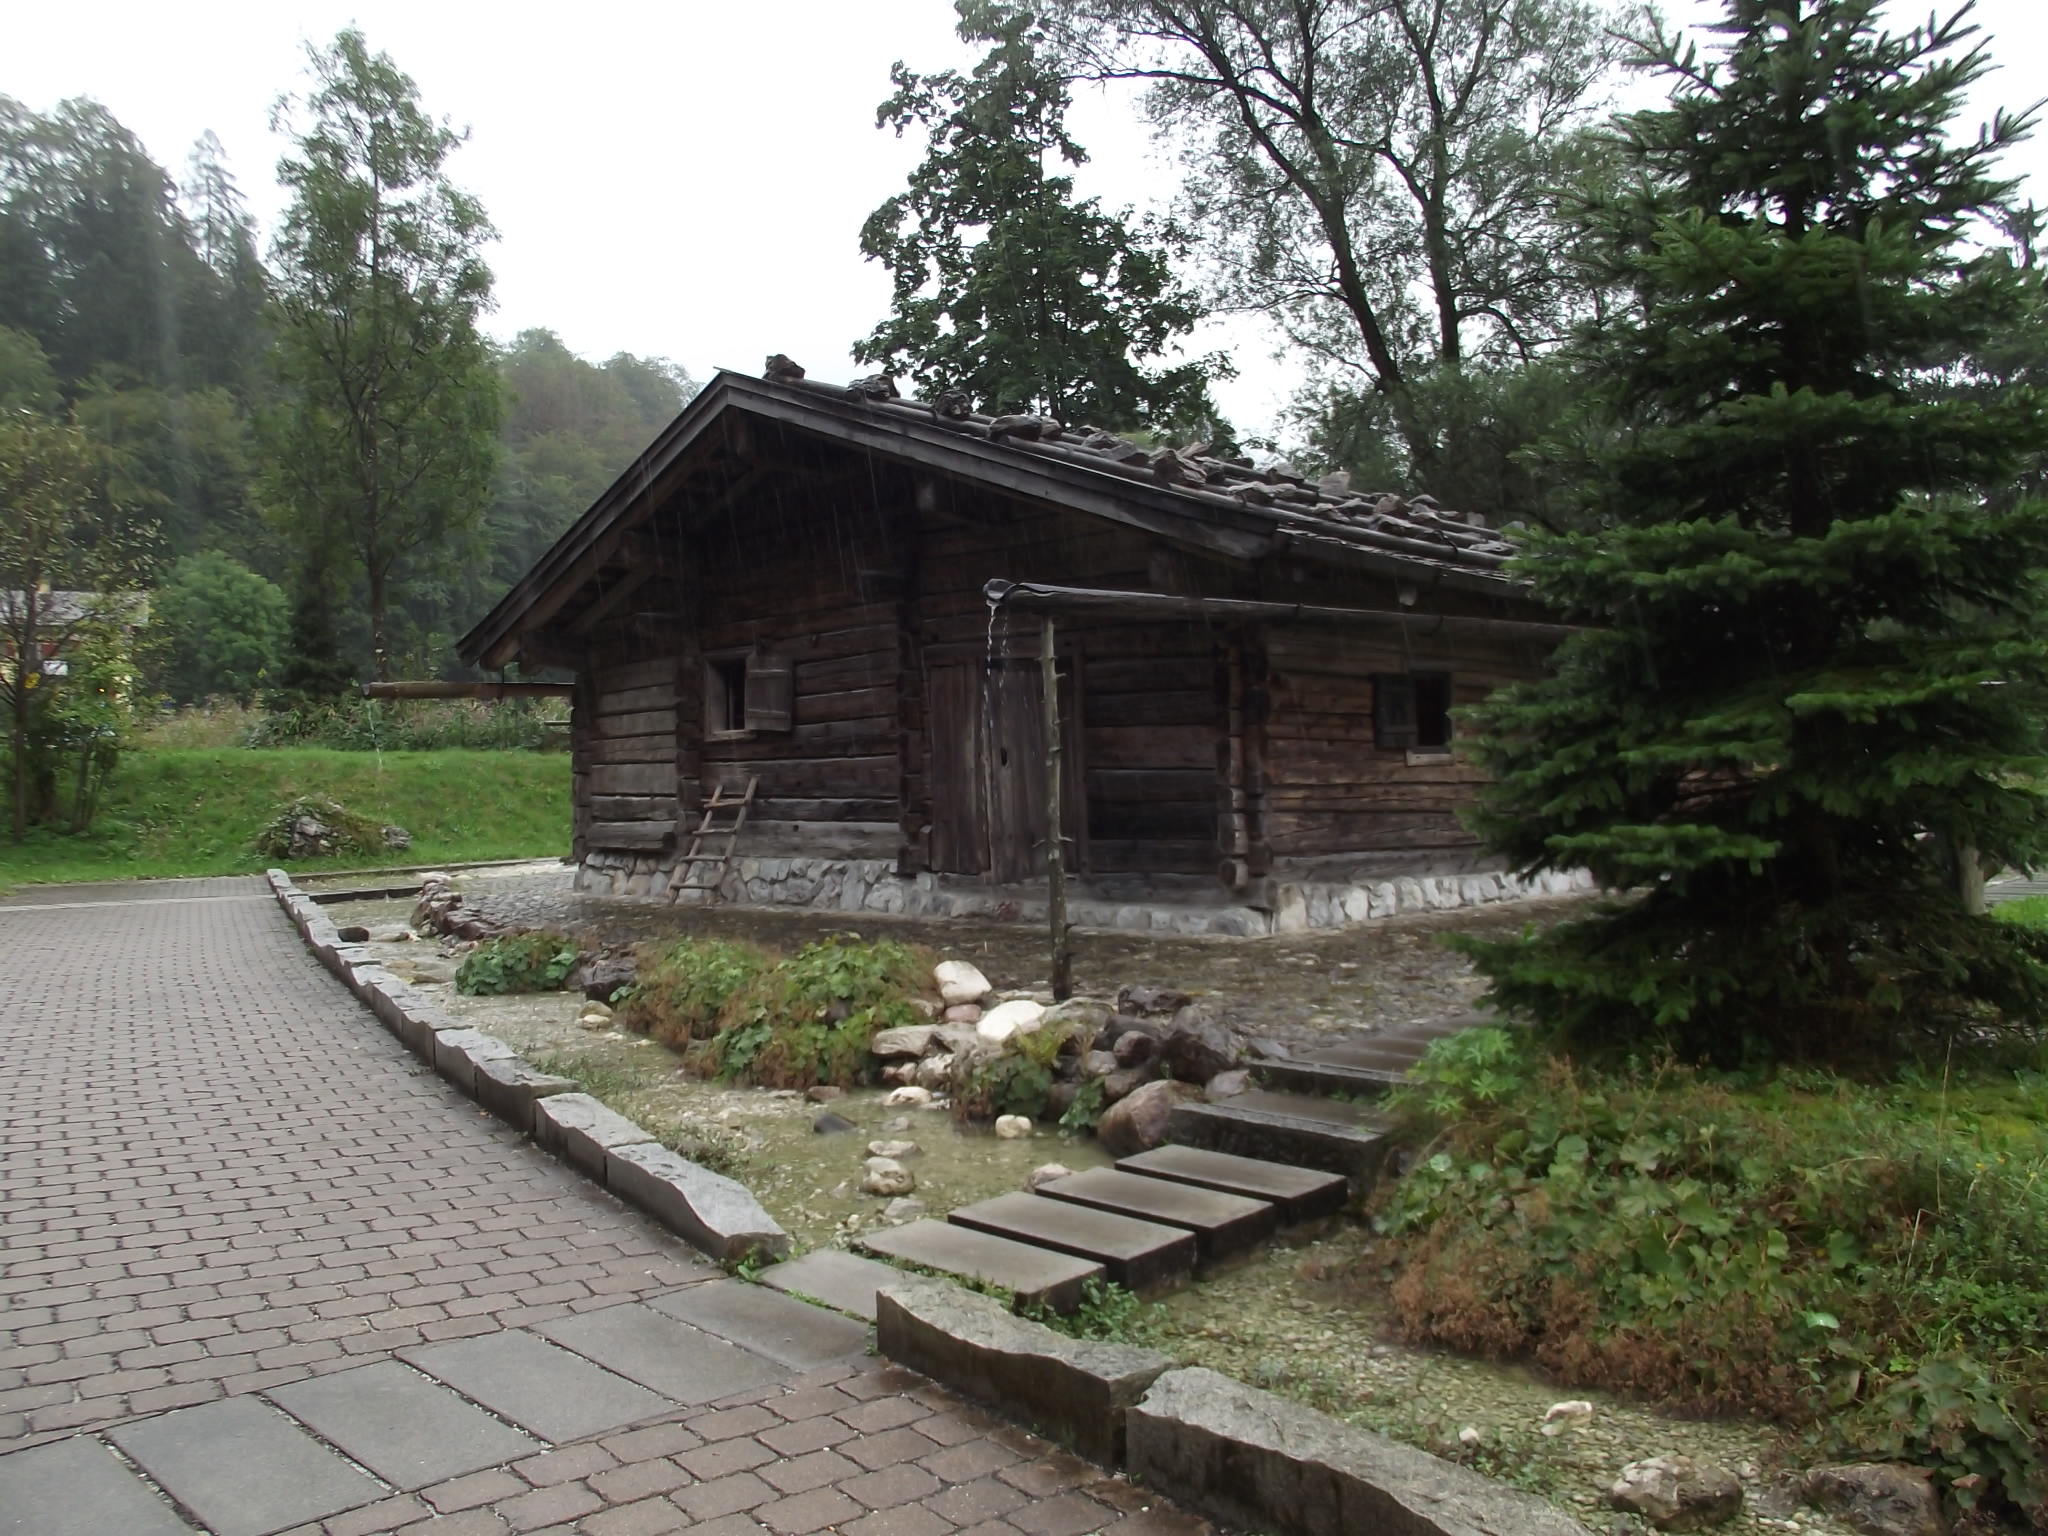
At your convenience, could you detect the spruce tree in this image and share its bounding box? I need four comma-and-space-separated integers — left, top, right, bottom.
1458, 0, 2048, 1060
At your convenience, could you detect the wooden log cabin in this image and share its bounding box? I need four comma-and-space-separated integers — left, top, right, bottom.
456, 361, 1586, 935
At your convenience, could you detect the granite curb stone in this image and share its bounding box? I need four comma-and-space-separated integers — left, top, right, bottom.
875, 1276, 1173, 1467
1127, 1366, 1593, 1536
265, 869, 786, 1268
534, 1092, 659, 1178
606, 1143, 792, 1265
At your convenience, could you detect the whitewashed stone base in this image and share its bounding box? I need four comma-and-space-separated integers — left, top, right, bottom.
574, 848, 1595, 938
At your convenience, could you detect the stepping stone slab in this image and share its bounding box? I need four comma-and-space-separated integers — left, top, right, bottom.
108, 1395, 383, 1536
1034, 1168, 1277, 1261
269, 1359, 540, 1488
537, 1301, 787, 1402
605, 1141, 791, 1264
650, 1278, 870, 1369
759, 1248, 904, 1322
857, 1220, 1103, 1314
1117, 1144, 1350, 1224
1169, 1090, 1389, 1184
1128, 1366, 1592, 1536
402, 1329, 670, 1442
877, 1276, 1173, 1468
533, 1091, 657, 1178
947, 1192, 1196, 1293
0, 1436, 197, 1536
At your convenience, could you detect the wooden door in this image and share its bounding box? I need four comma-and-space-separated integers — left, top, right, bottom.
925, 658, 1083, 881
926, 663, 986, 874
984, 662, 1083, 885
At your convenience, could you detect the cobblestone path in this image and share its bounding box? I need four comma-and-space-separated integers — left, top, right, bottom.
0, 879, 1200, 1536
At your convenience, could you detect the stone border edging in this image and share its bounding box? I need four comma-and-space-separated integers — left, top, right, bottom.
264, 868, 790, 1266
874, 1277, 1594, 1536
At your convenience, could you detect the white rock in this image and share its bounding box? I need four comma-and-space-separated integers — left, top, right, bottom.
1543, 1400, 1593, 1423
867, 1139, 920, 1159
882, 1196, 927, 1221
1458, 1426, 1482, 1446
881, 1116, 913, 1132
884, 1085, 933, 1107
580, 999, 614, 1020
994, 1114, 1033, 1139
934, 959, 992, 1005
860, 1157, 916, 1196
976, 999, 1045, 1045
577, 1012, 612, 1032
1025, 1163, 1073, 1191
870, 1025, 937, 1059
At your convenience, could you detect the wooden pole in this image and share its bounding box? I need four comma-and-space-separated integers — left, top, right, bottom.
1041, 613, 1071, 1001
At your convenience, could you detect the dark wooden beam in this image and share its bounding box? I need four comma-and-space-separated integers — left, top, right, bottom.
983, 580, 1578, 643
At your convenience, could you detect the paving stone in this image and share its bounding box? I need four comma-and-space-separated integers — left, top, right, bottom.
532, 1093, 657, 1179
606, 1144, 791, 1265
757, 1250, 901, 1323
403, 1330, 670, 1443
1033, 1169, 1276, 1262
876, 1278, 1172, 1468
1113, 1145, 1350, 1224
0, 1435, 198, 1536
269, 1359, 540, 1488
109, 1395, 384, 1536
536, 1302, 786, 1404
1127, 1366, 1591, 1536
649, 1281, 869, 1370
856, 1223, 1102, 1315
946, 1193, 1196, 1293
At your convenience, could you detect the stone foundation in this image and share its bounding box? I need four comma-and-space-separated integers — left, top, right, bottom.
574, 847, 1594, 937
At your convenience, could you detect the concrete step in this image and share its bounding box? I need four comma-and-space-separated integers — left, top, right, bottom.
947, 1192, 1197, 1294
1252, 1013, 1489, 1098
1167, 1088, 1391, 1185
1115, 1145, 1350, 1224
1033, 1169, 1276, 1263
856, 1220, 1103, 1315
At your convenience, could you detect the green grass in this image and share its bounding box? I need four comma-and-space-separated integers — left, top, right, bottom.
1991, 894, 2048, 930
0, 747, 569, 887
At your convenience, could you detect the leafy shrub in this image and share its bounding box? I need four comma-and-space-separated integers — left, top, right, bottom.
657, 935, 932, 1091
246, 696, 569, 751
1024, 1279, 1164, 1344
456, 931, 581, 995
618, 938, 771, 1045
956, 1055, 1054, 1121
954, 1012, 1094, 1123
1377, 1033, 2048, 1520
1058, 1076, 1107, 1133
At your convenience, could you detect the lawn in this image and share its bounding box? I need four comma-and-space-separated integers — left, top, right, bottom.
0, 747, 571, 887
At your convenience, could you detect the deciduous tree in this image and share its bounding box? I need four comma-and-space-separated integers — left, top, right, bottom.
1042, 0, 1615, 468
857, 4, 1230, 434
265, 29, 501, 681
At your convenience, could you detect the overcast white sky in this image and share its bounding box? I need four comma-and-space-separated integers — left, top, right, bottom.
11, 0, 2048, 442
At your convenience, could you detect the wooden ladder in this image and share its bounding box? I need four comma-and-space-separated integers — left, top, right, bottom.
669, 775, 758, 904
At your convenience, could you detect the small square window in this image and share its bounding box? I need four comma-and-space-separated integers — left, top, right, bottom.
705, 657, 748, 736
1375, 671, 1453, 751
